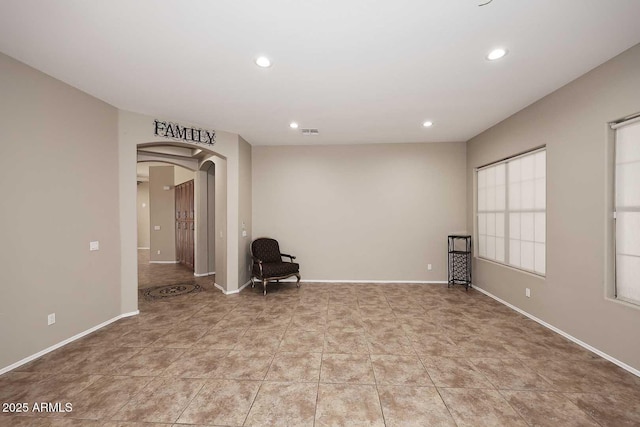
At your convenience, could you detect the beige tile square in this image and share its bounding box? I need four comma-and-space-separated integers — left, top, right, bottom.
161, 348, 228, 378
449, 335, 513, 358
370, 354, 433, 385
60, 376, 153, 420
233, 329, 284, 352
176, 379, 260, 425
193, 327, 246, 350
366, 334, 415, 355
279, 329, 325, 352
470, 357, 555, 391
378, 385, 456, 427
245, 382, 317, 427
111, 377, 204, 423
324, 329, 369, 354
215, 351, 275, 380
315, 383, 385, 427
565, 392, 640, 426
148, 328, 207, 349
265, 352, 322, 382
526, 359, 610, 393
410, 334, 459, 357
117, 329, 165, 347
1, 372, 100, 403
502, 390, 600, 427
103, 422, 172, 427
70, 347, 142, 374
421, 356, 492, 388
439, 388, 527, 427
114, 347, 184, 376
320, 353, 375, 384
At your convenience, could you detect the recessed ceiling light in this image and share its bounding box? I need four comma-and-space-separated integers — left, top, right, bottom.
487, 48, 507, 61
255, 56, 272, 68
289, 122, 299, 129
422, 121, 433, 127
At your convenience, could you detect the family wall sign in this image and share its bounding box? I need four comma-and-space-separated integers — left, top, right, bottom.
153, 119, 216, 146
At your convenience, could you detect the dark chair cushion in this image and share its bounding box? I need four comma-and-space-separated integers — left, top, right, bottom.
253, 262, 299, 278
251, 238, 283, 263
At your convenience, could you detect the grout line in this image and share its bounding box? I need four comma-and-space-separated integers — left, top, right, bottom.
434, 386, 461, 427
173, 378, 207, 424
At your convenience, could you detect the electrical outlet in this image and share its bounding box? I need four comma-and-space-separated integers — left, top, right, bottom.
47, 313, 56, 325
427, 264, 433, 271
157, 250, 161, 255
525, 288, 531, 298
89, 241, 99, 251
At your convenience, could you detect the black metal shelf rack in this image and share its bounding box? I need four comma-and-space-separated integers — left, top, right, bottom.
448, 235, 472, 290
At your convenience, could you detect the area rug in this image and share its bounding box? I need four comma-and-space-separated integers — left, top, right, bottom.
140, 283, 202, 300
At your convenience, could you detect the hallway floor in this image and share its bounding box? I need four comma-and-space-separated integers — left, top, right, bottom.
137, 249, 211, 289
1, 282, 640, 426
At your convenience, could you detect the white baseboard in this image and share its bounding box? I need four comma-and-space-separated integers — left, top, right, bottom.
473, 285, 640, 378
149, 261, 179, 264
0, 310, 140, 376
137, 247, 150, 250
278, 278, 447, 284
194, 271, 215, 277
214, 280, 252, 295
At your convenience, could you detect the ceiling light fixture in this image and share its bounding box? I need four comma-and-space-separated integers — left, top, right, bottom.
487, 48, 507, 61
255, 56, 272, 68
289, 122, 298, 129
422, 121, 433, 127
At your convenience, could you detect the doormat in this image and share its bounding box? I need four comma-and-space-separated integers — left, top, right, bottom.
141, 283, 202, 300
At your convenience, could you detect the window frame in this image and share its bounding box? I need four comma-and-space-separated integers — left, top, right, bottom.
611, 115, 640, 306
475, 146, 547, 277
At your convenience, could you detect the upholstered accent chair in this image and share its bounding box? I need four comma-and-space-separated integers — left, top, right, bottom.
251, 237, 300, 295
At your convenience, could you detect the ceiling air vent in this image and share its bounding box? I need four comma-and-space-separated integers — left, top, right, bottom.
301, 128, 319, 136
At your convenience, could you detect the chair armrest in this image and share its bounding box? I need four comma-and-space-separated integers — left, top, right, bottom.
280, 253, 296, 261
252, 256, 263, 276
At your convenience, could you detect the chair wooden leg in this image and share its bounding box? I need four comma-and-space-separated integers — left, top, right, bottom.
263, 279, 267, 296
295, 274, 301, 288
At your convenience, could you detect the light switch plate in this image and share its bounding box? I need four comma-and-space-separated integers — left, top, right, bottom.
154, 225, 161, 231
89, 241, 99, 251
48, 313, 55, 325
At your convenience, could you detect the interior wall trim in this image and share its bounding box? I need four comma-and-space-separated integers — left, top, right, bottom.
215, 280, 252, 295
473, 285, 640, 378
0, 310, 140, 376
277, 279, 448, 284
137, 247, 150, 250
194, 271, 215, 277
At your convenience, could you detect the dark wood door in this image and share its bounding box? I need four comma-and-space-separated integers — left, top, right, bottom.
175, 179, 194, 270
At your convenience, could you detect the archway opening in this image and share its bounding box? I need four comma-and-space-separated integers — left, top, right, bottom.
135, 142, 227, 293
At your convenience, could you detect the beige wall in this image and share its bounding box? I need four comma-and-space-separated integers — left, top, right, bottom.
238, 136, 253, 286
137, 182, 150, 248
149, 166, 176, 262
252, 142, 467, 281
0, 53, 121, 369
466, 43, 640, 370
174, 165, 194, 185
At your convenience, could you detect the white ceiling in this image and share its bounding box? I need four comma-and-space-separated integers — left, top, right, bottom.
1, 0, 640, 146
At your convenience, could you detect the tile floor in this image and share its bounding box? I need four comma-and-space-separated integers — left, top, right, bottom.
137, 249, 211, 289
2, 280, 640, 426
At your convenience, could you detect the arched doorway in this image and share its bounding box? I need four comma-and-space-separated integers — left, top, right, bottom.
135, 142, 227, 292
